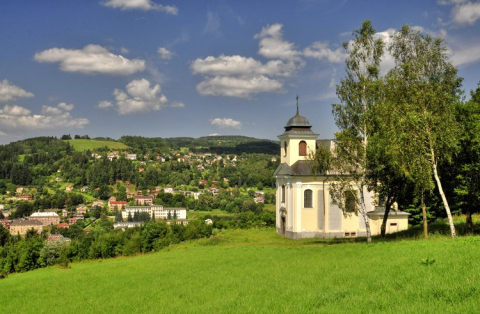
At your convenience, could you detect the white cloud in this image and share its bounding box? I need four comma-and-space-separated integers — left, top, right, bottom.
450, 43, 480, 66
438, 0, 480, 26
108, 78, 168, 115
0, 104, 88, 137
0, 79, 34, 103
98, 100, 113, 109
170, 101, 184, 108
210, 118, 242, 129
34, 44, 145, 76
254, 24, 301, 61
303, 42, 346, 63
191, 55, 296, 77
158, 47, 173, 60
1, 104, 32, 116
197, 75, 283, 98
120, 47, 129, 54
452, 1, 480, 25
57, 102, 74, 111
102, 0, 178, 14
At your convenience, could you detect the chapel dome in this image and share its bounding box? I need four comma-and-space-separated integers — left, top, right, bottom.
285, 113, 311, 129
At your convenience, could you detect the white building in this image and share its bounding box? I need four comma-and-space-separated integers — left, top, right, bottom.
274, 103, 409, 239
122, 205, 186, 221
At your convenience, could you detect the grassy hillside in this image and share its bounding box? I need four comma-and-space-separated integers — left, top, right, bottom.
65, 139, 129, 151
2, 229, 480, 313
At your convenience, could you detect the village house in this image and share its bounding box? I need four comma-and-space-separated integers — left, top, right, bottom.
65, 184, 74, 191
76, 204, 87, 215
126, 153, 137, 160
108, 196, 127, 211
164, 186, 174, 194
134, 195, 154, 206
92, 201, 104, 208
2, 210, 11, 219
30, 212, 60, 226
9, 219, 43, 236
69, 215, 84, 225
19, 194, 34, 201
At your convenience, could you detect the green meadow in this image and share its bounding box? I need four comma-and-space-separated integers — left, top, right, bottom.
65, 139, 129, 152
2, 228, 480, 314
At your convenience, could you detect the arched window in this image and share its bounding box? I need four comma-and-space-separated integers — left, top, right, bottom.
345, 190, 357, 213
281, 185, 285, 203
299, 141, 307, 156
284, 141, 288, 157
304, 189, 313, 208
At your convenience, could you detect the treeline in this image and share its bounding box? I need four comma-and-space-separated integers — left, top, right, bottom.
119, 135, 280, 155
0, 219, 212, 275
0, 209, 276, 275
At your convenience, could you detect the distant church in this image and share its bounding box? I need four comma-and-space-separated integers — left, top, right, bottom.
274, 98, 409, 239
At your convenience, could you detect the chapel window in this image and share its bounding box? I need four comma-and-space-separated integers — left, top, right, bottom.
299, 141, 307, 156
345, 190, 357, 213
281, 185, 286, 203
304, 189, 313, 208
284, 141, 288, 157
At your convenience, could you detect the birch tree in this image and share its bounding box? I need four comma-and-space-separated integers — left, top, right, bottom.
330, 20, 384, 243
383, 25, 463, 238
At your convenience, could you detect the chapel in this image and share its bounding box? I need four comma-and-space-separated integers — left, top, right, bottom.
273, 98, 409, 239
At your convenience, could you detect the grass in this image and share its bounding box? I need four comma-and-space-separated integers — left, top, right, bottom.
65, 139, 129, 152
187, 209, 234, 219
2, 227, 480, 313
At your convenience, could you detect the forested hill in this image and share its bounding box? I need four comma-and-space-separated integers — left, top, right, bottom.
119, 135, 280, 155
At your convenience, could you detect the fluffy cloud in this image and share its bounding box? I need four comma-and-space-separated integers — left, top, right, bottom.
0, 103, 88, 137
102, 0, 178, 14
210, 118, 242, 129
191, 55, 296, 77
34, 44, 145, 76
0, 79, 34, 103
158, 47, 173, 60
452, 1, 480, 25
303, 42, 346, 63
438, 0, 480, 26
103, 78, 168, 115
57, 102, 74, 111
450, 43, 480, 66
254, 24, 301, 61
97, 100, 113, 109
196, 76, 283, 98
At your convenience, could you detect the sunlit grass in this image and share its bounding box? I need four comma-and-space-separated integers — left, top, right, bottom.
2, 228, 480, 313
65, 139, 129, 152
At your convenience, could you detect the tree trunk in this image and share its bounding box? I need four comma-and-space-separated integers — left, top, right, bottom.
421, 192, 428, 239
360, 186, 372, 243
431, 158, 456, 238
466, 206, 473, 234
381, 196, 394, 238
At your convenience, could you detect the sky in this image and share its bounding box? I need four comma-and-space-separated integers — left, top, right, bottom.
1, 0, 480, 145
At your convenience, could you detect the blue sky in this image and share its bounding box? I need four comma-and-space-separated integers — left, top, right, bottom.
1, 0, 480, 144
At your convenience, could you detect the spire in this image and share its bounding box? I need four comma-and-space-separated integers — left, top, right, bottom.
296, 95, 299, 116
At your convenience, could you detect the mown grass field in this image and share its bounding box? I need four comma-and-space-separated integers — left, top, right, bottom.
2, 227, 480, 314
65, 139, 129, 152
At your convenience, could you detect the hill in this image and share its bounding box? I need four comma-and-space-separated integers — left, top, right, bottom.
2, 228, 479, 313
65, 139, 129, 152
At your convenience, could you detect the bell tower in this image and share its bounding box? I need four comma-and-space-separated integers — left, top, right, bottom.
278, 96, 318, 166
